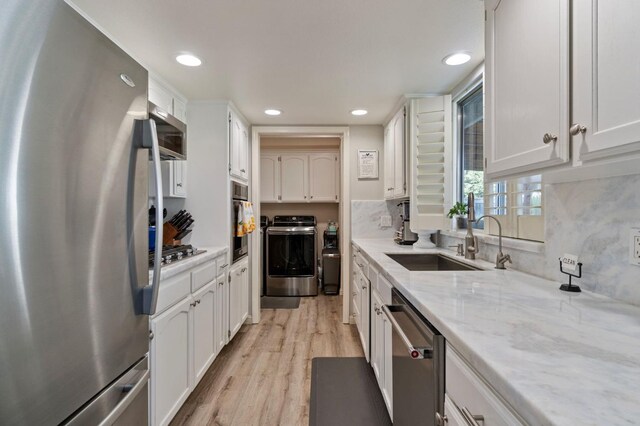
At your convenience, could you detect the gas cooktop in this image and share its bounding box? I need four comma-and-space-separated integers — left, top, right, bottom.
149, 244, 206, 268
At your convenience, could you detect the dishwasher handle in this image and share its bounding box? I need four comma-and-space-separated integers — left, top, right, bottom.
382, 304, 433, 359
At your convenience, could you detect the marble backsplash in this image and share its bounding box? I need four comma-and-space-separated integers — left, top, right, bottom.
351, 200, 402, 238
543, 173, 640, 305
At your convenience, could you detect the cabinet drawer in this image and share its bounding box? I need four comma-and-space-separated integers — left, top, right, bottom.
155, 272, 191, 316
191, 260, 217, 292
377, 273, 393, 306
216, 255, 229, 277
446, 344, 524, 426
354, 252, 368, 277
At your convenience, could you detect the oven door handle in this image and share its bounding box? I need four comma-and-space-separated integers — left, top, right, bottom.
382, 304, 433, 359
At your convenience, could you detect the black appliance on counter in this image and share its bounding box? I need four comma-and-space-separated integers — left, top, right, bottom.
266, 216, 318, 296
231, 181, 249, 263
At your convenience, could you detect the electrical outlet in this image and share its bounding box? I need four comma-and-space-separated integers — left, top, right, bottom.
380, 215, 392, 227
630, 228, 640, 266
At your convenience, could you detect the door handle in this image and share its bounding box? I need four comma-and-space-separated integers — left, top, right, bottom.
138, 119, 163, 316
97, 370, 149, 426
382, 304, 433, 359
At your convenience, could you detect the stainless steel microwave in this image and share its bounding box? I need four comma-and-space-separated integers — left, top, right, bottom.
148, 101, 187, 160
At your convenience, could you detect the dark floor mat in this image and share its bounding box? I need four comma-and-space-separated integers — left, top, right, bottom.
260, 296, 301, 309
309, 357, 392, 426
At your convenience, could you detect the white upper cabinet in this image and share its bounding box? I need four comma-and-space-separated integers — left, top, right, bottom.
485, 0, 570, 179
309, 153, 339, 202
260, 154, 281, 202
572, 0, 640, 162
229, 111, 249, 183
384, 106, 408, 199
148, 77, 187, 123
280, 154, 309, 202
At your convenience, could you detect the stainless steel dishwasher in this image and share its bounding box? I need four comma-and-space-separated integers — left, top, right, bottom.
383, 288, 444, 426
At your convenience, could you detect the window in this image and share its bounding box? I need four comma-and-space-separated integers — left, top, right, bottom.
454, 78, 544, 242
457, 86, 484, 229
485, 175, 544, 241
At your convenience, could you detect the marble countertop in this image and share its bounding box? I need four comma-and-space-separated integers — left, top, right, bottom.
148, 246, 228, 284
352, 238, 640, 426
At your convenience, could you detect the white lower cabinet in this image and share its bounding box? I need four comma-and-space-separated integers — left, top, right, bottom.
192, 281, 216, 385
215, 274, 227, 353
370, 286, 393, 420
229, 258, 249, 341
150, 296, 192, 426
445, 343, 525, 426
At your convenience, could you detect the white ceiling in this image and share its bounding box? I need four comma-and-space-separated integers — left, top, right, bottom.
70, 0, 484, 125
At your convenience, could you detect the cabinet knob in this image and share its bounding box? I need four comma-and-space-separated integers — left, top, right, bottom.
240, 169, 246, 173
542, 133, 558, 144
435, 412, 448, 425
387, 187, 394, 191
149, 331, 154, 341
176, 183, 183, 187
569, 124, 587, 136
352, 292, 357, 296
304, 195, 307, 199
310, 195, 313, 199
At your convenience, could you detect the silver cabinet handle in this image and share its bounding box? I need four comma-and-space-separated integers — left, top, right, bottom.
138, 119, 163, 316
190, 301, 197, 307
240, 168, 246, 173
196, 299, 201, 304
149, 331, 154, 341
543, 133, 558, 144
352, 292, 357, 296
461, 407, 484, 426
241, 267, 247, 273
382, 304, 433, 359
362, 285, 366, 290
570, 124, 587, 136
310, 195, 313, 199
176, 182, 183, 187
220, 263, 228, 269
387, 187, 394, 191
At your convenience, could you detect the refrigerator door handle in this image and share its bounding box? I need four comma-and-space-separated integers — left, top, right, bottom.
138, 119, 163, 315
97, 370, 149, 426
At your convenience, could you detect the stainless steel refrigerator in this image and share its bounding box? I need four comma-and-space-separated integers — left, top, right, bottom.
0, 1, 163, 424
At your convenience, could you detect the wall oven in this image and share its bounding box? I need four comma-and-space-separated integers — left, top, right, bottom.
148, 101, 187, 160
231, 181, 249, 263
266, 216, 318, 296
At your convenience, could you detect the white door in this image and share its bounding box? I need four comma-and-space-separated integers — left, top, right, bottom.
383, 124, 395, 199
173, 97, 187, 122
173, 161, 187, 198
229, 113, 243, 180
192, 281, 216, 386
150, 296, 192, 426
215, 275, 226, 353
392, 108, 406, 197
228, 259, 248, 340
260, 154, 281, 202
240, 123, 249, 180
309, 153, 339, 202
370, 291, 384, 387
148, 78, 173, 113
240, 264, 249, 324
573, 0, 640, 162
280, 154, 309, 202
358, 270, 370, 362
485, 0, 570, 179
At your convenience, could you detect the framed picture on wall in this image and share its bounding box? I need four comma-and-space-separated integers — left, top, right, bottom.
357, 150, 378, 179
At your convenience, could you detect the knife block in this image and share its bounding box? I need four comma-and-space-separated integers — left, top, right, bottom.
162, 222, 178, 245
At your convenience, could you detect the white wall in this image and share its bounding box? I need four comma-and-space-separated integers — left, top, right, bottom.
349, 125, 384, 200
183, 101, 230, 249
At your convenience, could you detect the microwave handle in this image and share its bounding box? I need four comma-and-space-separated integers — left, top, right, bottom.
137, 118, 163, 315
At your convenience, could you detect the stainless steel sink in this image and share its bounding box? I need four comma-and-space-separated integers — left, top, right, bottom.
385, 253, 483, 271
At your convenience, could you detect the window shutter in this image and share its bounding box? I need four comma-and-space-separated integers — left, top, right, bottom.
411, 96, 451, 230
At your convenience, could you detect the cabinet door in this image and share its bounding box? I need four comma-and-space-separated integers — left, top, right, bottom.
240, 264, 249, 325
240, 123, 249, 180
392, 108, 406, 197
443, 395, 466, 426
215, 276, 226, 353
359, 270, 370, 362
229, 259, 248, 340
485, 0, 570, 179
173, 97, 187, 123
229, 113, 244, 180
148, 78, 173, 113
150, 296, 192, 426
172, 161, 187, 198
383, 124, 395, 199
382, 308, 393, 417
371, 292, 384, 388
280, 154, 309, 202
192, 281, 216, 387
573, 0, 640, 162
309, 153, 339, 202
260, 154, 281, 202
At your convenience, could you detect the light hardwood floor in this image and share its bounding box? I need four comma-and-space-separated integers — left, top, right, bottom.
171, 294, 363, 426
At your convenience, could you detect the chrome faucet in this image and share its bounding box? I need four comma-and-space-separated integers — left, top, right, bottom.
474, 215, 512, 270
464, 193, 479, 260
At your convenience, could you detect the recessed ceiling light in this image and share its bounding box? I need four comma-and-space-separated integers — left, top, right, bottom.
443, 52, 471, 66
351, 109, 368, 116
176, 54, 202, 67
264, 109, 282, 116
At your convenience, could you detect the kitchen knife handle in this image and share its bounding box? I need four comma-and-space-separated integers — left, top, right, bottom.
139, 119, 163, 315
